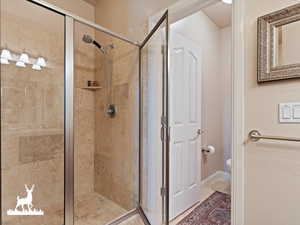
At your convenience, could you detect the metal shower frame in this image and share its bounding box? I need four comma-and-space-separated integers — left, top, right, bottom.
0, 0, 169, 225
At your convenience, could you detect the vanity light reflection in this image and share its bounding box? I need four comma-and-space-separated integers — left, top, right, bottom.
36, 57, 46, 67
0, 48, 47, 70
19, 53, 30, 64
0, 58, 9, 65
32, 64, 42, 70
222, 0, 232, 4
16, 61, 26, 68
1, 49, 12, 61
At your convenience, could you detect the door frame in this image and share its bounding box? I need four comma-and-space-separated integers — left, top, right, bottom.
149, 0, 246, 224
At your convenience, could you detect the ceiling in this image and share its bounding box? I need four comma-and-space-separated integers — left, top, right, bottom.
82, 0, 232, 28
202, 2, 232, 28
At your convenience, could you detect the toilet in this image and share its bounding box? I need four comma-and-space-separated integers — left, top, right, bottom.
225, 158, 232, 181
226, 158, 232, 172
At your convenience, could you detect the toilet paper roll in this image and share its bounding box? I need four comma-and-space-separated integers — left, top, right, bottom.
202, 145, 216, 155
226, 158, 232, 171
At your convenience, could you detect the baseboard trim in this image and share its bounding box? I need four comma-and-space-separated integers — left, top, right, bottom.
201, 170, 231, 186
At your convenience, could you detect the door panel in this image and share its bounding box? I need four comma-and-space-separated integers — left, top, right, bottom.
188, 52, 198, 123
170, 32, 202, 220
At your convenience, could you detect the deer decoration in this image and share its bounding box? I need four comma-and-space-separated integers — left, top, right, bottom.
15, 185, 35, 212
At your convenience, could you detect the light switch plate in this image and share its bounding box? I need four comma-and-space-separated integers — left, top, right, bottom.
293, 104, 300, 119
279, 103, 300, 123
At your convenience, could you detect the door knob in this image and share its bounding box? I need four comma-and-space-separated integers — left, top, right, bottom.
202, 145, 215, 155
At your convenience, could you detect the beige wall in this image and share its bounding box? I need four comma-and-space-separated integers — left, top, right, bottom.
220, 26, 232, 173
95, 0, 178, 41
244, 1, 300, 225
45, 0, 95, 21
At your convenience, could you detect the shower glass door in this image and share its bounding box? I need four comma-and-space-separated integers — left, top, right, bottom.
1, 0, 65, 224
73, 20, 140, 225
140, 11, 169, 225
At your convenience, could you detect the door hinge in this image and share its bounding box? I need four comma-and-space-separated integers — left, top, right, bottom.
161, 116, 170, 142
160, 187, 167, 197
161, 45, 165, 55
161, 116, 167, 127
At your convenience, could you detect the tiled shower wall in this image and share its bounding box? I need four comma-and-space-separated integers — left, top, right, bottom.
94, 34, 139, 210
74, 22, 96, 200
1, 1, 96, 224
0, 5, 65, 225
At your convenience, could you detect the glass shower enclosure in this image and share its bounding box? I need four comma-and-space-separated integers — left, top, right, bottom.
0, 0, 169, 225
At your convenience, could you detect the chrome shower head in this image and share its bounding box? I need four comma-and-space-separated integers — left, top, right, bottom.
82, 34, 106, 54
82, 34, 93, 44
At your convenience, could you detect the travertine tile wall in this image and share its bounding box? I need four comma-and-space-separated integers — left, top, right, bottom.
1, 1, 96, 225
74, 22, 96, 200
94, 33, 139, 210
1, 3, 65, 225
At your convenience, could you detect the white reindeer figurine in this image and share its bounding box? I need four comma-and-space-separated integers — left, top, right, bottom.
15, 184, 34, 212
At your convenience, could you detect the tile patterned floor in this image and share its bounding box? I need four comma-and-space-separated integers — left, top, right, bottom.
75, 192, 128, 225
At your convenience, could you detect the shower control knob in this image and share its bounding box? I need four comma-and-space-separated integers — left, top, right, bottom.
107, 104, 116, 118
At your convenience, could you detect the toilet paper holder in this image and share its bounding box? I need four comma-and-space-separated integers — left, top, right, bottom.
201, 145, 215, 154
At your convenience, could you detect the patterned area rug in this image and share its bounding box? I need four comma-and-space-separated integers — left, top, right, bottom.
177, 192, 231, 225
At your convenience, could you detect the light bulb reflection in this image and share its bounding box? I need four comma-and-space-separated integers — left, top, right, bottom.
32, 64, 41, 71
36, 57, 46, 67
16, 61, 26, 67
1, 58, 9, 64
19, 53, 30, 64
1, 49, 12, 60
222, 0, 232, 4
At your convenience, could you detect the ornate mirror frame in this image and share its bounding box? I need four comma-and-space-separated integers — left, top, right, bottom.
257, 3, 300, 83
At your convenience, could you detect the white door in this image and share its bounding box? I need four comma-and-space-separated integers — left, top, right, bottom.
169, 32, 202, 220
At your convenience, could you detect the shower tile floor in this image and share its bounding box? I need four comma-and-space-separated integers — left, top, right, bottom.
3, 192, 142, 225
74, 192, 146, 225
74, 192, 127, 225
